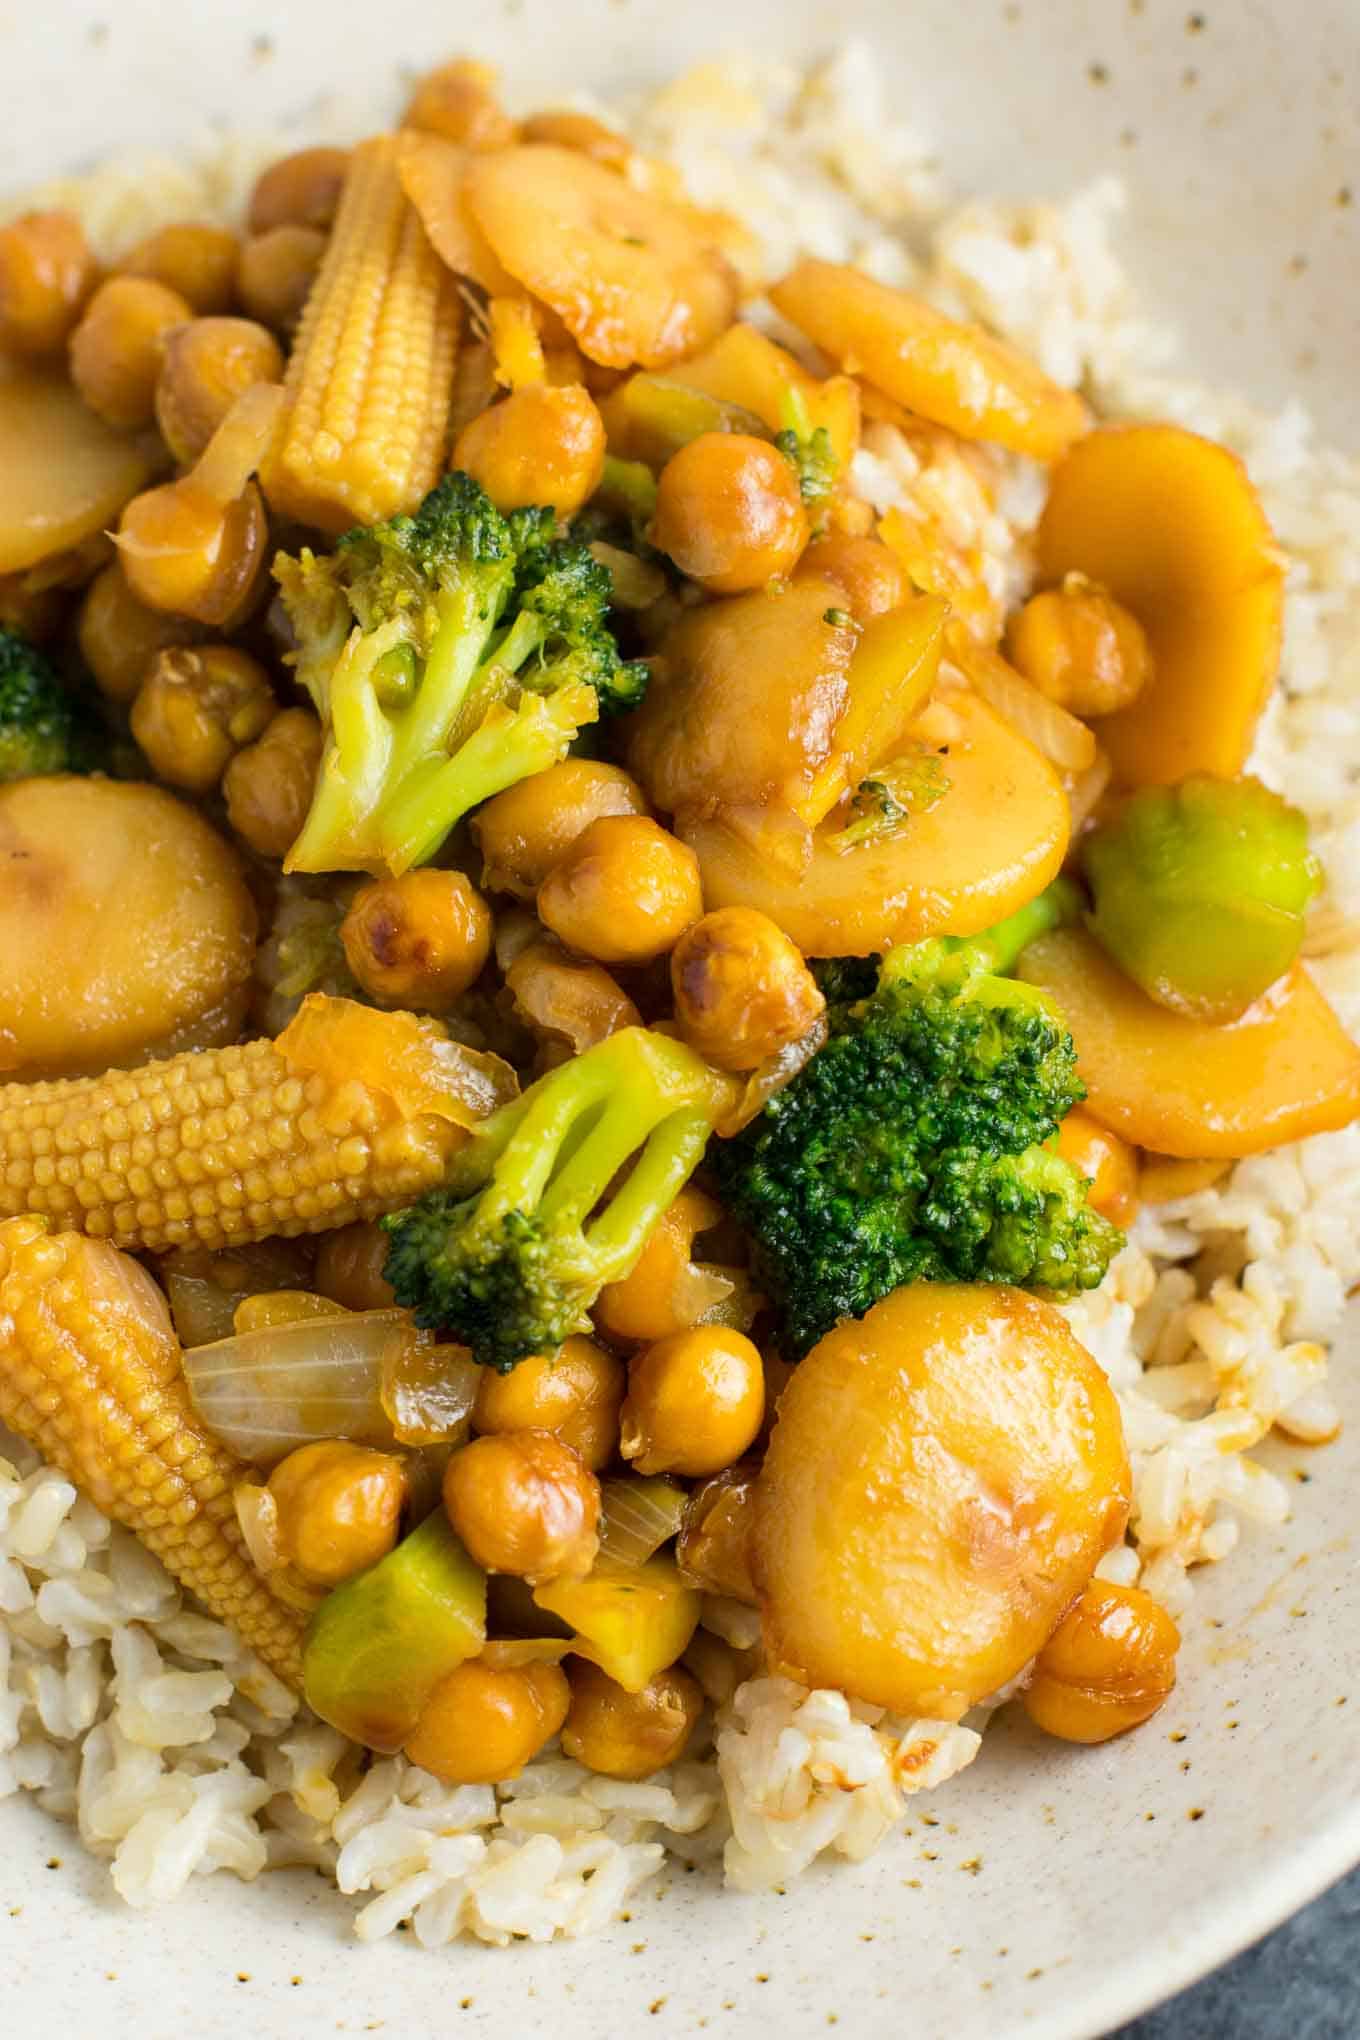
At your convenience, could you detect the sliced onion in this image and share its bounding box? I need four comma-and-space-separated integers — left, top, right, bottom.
1064, 744, 1112, 836
505, 939, 641, 1056
660, 1256, 737, 1332
494, 906, 546, 971
166, 1272, 244, 1350
161, 1238, 317, 1347
379, 1327, 480, 1447
596, 1476, 688, 1568
716, 1013, 829, 1137
694, 1264, 765, 1334
276, 994, 519, 1126
951, 641, 1097, 774
232, 1483, 323, 1612
184, 1309, 473, 1467
234, 1481, 282, 1573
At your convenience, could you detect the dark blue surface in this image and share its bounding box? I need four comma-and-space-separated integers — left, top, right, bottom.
1111, 1865, 1360, 2039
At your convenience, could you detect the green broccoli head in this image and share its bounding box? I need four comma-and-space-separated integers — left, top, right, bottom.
274, 473, 651, 876
503, 537, 650, 714
923, 1142, 1124, 1294
0, 627, 84, 782
710, 882, 1122, 1356
382, 1026, 729, 1372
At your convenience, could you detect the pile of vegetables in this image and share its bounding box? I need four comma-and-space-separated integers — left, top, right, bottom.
1, 46, 1358, 1808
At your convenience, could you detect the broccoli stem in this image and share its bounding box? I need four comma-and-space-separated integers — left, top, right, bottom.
376, 685, 598, 873
584, 1107, 714, 1263
287, 625, 401, 870
467, 1043, 620, 1210
485, 608, 549, 683
540, 1058, 704, 1229
946, 877, 1084, 976
388, 586, 500, 784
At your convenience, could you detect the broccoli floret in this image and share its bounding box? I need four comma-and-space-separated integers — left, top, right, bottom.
275, 472, 650, 875
501, 539, 650, 715
775, 386, 838, 509
0, 627, 93, 782
710, 878, 1122, 1356
827, 743, 951, 852
382, 1027, 727, 1371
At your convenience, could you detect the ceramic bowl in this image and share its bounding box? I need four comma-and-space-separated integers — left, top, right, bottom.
2, 3, 1358, 2034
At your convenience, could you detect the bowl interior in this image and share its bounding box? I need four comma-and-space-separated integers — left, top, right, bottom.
2, 4, 1358, 2035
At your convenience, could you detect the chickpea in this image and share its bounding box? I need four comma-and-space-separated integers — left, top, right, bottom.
593, 1185, 727, 1345
520, 109, 633, 172
537, 815, 702, 967
442, 1430, 601, 1583
247, 146, 351, 235
795, 532, 906, 622
453, 384, 606, 521
118, 222, 240, 316
621, 1327, 765, 1479
69, 275, 194, 431
223, 706, 323, 857
0, 209, 99, 355
670, 907, 825, 1073
77, 561, 201, 703
131, 643, 276, 793
651, 434, 809, 595
561, 1660, 703, 1781
403, 57, 516, 150
473, 1335, 626, 1472
1006, 575, 1151, 719
266, 1439, 407, 1588
118, 475, 268, 626
155, 316, 285, 466
117, 379, 280, 626
1057, 1109, 1140, 1228
1023, 1581, 1181, 1744
678, 1465, 758, 1602
339, 869, 492, 1011
405, 1657, 570, 1785
314, 1221, 397, 1314
473, 758, 650, 900
237, 224, 326, 335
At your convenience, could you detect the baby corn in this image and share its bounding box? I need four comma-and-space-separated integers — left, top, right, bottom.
0, 1216, 304, 1686
0, 995, 514, 1254
262, 133, 461, 534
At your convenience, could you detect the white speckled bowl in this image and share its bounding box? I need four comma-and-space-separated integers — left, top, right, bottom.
3, 4, 1358, 2034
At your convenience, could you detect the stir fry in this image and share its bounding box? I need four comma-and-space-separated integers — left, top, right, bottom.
2, 48, 1358, 1829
